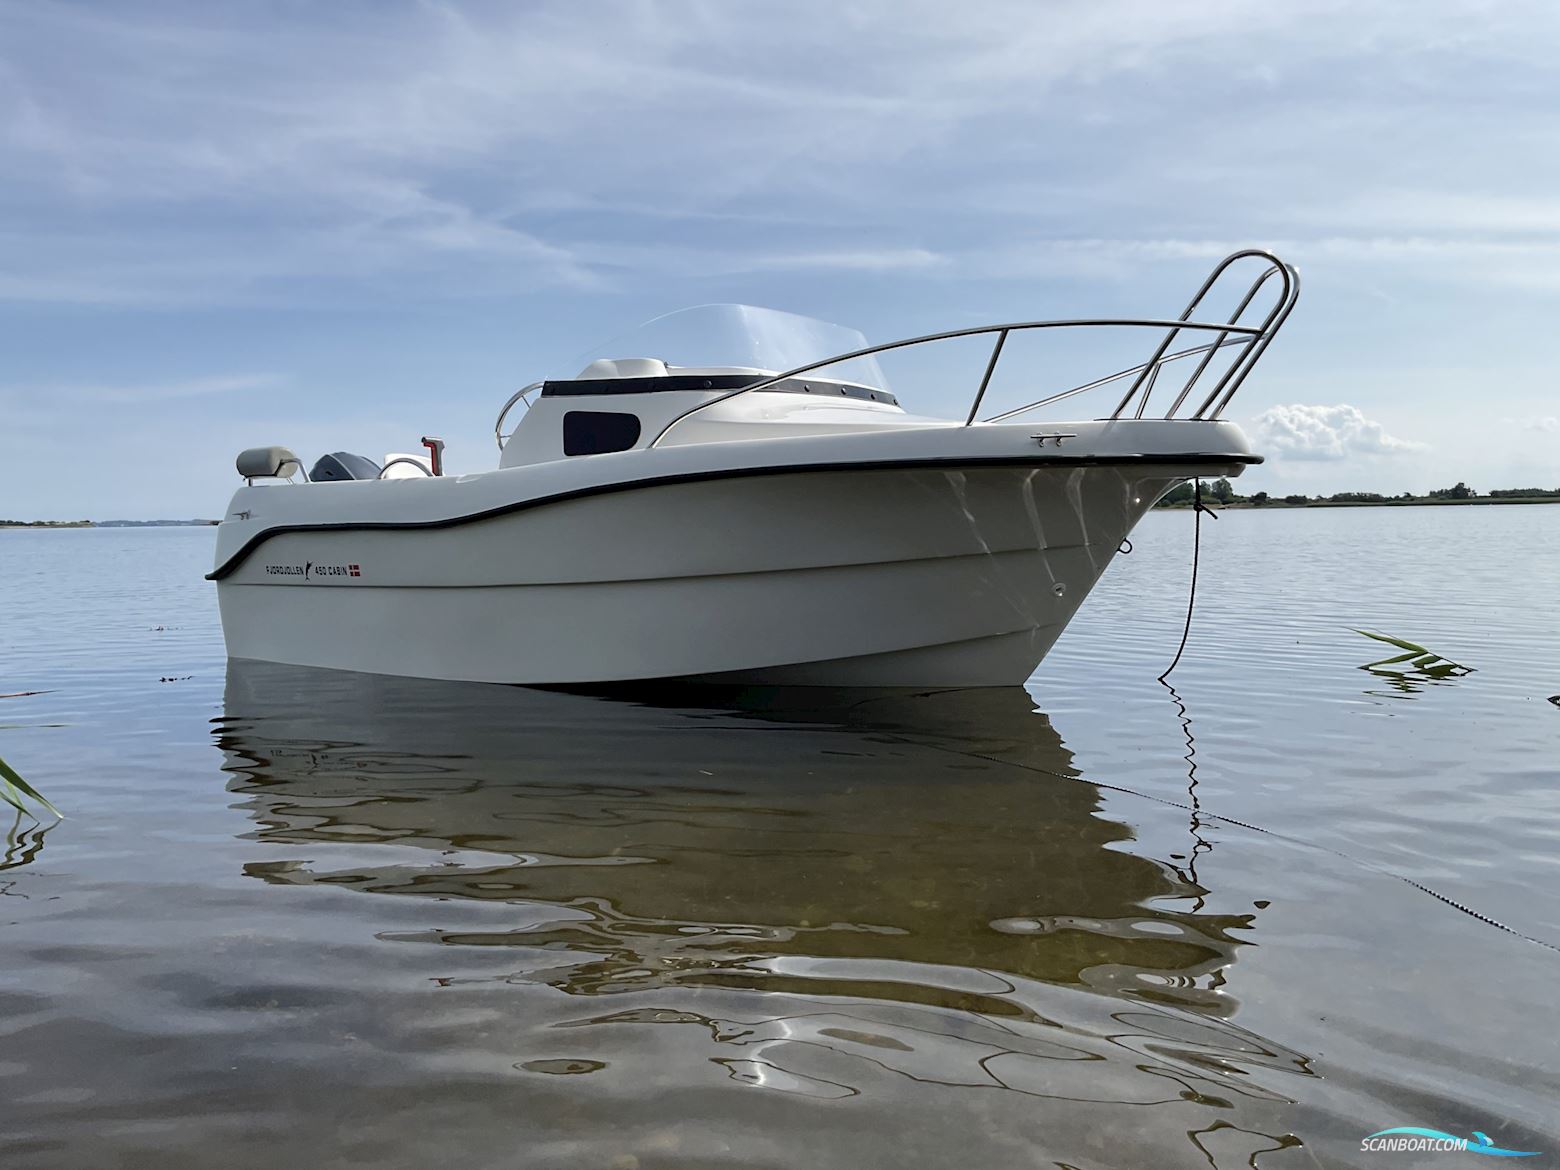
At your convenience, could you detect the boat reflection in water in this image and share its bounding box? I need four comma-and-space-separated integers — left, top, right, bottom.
216, 663, 1312, 1160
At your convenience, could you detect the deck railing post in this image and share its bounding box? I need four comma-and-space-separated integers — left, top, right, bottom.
966, 329, 1010, 425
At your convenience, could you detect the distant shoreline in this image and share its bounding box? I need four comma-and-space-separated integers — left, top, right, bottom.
0, 520, 219, 529
1161, 496, 1560, 510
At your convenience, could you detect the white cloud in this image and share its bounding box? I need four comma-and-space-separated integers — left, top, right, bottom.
7, 1, 1560, 304
4, 1, 1560, 517
3, 373, 279, 406
1303, 192, 1560, 235
1498, 414, 1559, 432
751, 248, 946, 272
1251, 403, 1428, 461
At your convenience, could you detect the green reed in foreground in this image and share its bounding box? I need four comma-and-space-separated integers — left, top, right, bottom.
0, 753, 61, 820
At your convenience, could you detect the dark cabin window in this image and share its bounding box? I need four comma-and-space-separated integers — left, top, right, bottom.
563, 410, 642, 456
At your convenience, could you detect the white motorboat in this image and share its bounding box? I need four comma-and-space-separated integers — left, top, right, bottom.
209, 250, 1298, 686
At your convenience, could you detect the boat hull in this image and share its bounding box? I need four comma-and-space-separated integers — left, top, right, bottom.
215, 463, 1189, 686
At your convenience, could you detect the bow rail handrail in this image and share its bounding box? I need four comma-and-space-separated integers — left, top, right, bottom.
983, 334, 1254, 423
645, 249, 1297, 449
495, 382, 544, 450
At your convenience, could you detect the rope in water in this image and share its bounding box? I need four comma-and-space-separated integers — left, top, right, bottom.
1158, 478, 1217, 683
996, 477, 1560, 951
875, 480, 1560, 952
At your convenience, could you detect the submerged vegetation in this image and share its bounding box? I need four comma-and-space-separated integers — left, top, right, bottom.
1352, 629, 1474, 683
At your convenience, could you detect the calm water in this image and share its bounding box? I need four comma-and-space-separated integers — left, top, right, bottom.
3, 507, 1558, 1168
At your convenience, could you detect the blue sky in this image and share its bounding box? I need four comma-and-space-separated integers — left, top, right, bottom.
2, 0, 1558, 518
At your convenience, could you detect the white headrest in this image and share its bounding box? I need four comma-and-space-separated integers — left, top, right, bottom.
576, 357, 669, 380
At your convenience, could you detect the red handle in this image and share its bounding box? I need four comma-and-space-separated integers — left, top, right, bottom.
420, 435, 445, 477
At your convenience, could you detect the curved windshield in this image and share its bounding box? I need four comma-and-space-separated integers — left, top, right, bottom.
565, 304, 888, 389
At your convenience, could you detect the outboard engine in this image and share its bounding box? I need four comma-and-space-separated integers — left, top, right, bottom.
309, 451, 382, 482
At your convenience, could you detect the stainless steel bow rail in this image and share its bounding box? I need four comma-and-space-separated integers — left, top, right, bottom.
642, 249, 1297, 448
495, 382, 544, 450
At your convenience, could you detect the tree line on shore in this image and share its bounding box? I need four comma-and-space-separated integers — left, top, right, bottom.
1156, 481, 1560, 507
1, 518, 218, 528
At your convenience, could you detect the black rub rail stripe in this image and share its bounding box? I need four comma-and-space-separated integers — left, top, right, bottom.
206, 452, 1260, 581
542, 374, 899, 406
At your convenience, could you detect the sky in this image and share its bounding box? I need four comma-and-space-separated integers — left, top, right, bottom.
2, 0, 1558, 519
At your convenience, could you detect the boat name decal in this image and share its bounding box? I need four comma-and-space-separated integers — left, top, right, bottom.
263, 561, 361, 580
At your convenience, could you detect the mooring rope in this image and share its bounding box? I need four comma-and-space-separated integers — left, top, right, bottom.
1158, 478, 1218, 683
1131, 479, 1557, 949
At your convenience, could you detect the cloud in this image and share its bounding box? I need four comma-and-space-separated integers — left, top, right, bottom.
751, 248, 946, 272
1308, 192, 1560, 236
8, 1, 1560, 304
4, 373, 279, 405
7, 0, 1560, 518
1251, 403, 1428, 460
1498, 415, 1559, 432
